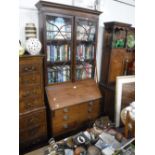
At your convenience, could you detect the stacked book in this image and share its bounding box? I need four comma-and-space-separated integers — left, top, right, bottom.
76, 44, 94, 60
76, 63, 93, 80
47, 44, 71, 62
48, 65, 70, 84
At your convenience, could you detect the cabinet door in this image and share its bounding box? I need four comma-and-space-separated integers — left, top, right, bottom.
45, 14, 73, 85
75, 17, 97, 81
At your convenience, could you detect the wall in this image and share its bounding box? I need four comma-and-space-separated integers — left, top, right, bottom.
19, 0, 135, 81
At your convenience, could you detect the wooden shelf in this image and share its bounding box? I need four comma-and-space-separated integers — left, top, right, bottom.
76, 40, 95, 45
47, 61, 71, 66
47, 40, 71, 45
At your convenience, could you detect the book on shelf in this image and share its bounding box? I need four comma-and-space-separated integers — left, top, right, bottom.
47, 44, 70, 62
50, 45, 55, 62
47, 65, 71, 84
47, 45, 50, 61
76, 63, 92, 80
76, 44, 94, 60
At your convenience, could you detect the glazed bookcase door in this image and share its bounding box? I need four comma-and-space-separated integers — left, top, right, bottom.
45, 14, 73, 85
112, 26, 127, 48
75, 17, 97, 81
126, 28, 135, 51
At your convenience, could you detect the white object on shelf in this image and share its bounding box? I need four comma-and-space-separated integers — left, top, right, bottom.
25, 38, 42, 55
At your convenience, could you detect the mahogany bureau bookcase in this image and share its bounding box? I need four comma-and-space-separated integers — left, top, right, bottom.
19, 55, 47, 152
36, 1, 103, 137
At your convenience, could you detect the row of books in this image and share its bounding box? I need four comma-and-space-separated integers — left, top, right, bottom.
47, 44, 71, 62
76, 63, 93, 80
46, 31, 71, 40
48, 65, 71, 84
76, 44, 94, 60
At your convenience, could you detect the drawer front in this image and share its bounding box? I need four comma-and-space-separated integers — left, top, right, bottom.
20, 63, 41, 75
79, 100, 101, 122
20, 125, 47, 143
52, 106, 79, 125
20, 97, 44, 113
20, 109, 46, 130
20, 74, 42, 86
52, 121, 77, 136
20, 86, 42, 100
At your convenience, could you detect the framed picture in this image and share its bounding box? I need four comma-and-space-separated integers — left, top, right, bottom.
72, 0, 95, 10
115, 75, 135, 127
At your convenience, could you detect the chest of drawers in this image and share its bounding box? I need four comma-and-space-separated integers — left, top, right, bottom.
46, 79, 102, 137
19, 55, 47, 152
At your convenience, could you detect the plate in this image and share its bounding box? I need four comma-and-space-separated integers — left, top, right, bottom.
127, 34, 135, 48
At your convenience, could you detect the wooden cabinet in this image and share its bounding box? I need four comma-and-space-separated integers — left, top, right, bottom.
46, 79, 102, 136
36, 1, 102, 86
99, 22, 135, 121
35, 1, 102, 137
19, 55, 47, 152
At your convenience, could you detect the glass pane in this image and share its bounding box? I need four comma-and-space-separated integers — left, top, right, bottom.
46, 15, 72, 84
75, 18, 96, 80
112, 28, 126, 48
76, 63, 93, 80
76, 44, 94, 61
48, 65, 71, 84
126, 30, 135, 50
76, 19, 96, 41
46, 44, 71, 62
46, 16, 71, 40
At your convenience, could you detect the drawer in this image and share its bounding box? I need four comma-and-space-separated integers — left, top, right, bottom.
79, 100, 100, 122
20, 86, 42, 100
20, 125, 47, 143
20, 97, 44, 113
20, 63, 41, 75
52, 106, 79, 125
52, 121, 77, 136
20, 109, 46, 130
20, 74, 42, 86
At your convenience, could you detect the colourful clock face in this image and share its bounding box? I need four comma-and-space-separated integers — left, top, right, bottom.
127, 34, 135, 48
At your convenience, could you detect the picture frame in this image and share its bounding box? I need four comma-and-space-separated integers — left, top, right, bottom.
115, 75, 135, 127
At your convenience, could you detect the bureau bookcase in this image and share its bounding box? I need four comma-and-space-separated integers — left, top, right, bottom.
99, 22, 135, 121
36, 1, 102, 137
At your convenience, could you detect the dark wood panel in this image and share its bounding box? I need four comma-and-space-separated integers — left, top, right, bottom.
20, 108, 46, 130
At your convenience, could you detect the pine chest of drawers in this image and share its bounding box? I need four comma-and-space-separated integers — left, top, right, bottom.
46, 79, 102, 137
19, 55, 47, 152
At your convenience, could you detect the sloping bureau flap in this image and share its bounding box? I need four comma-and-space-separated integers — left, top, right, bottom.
46, 79, 102, 110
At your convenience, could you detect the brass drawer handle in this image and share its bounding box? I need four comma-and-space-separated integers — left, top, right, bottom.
23, 91, 30, 97
63, 115, 69, 120
25, 102, 33, 109
63, 108, 69, 113
88, 108, 92, 113
24, 66, 35, 72
63, 124, 68, 129
88, 116, 92, 120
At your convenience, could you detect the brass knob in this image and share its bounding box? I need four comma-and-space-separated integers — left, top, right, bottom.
63, 115, 69, 120
88, 108, 92, 113
88, 101, 93, 106
63, 124, 68, 129
63, 108, 69, 113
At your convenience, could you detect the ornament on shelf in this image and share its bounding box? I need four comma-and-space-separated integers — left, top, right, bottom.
25, 38, 42, 55
25, 23, 37, 40
19, 40, 25, 56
